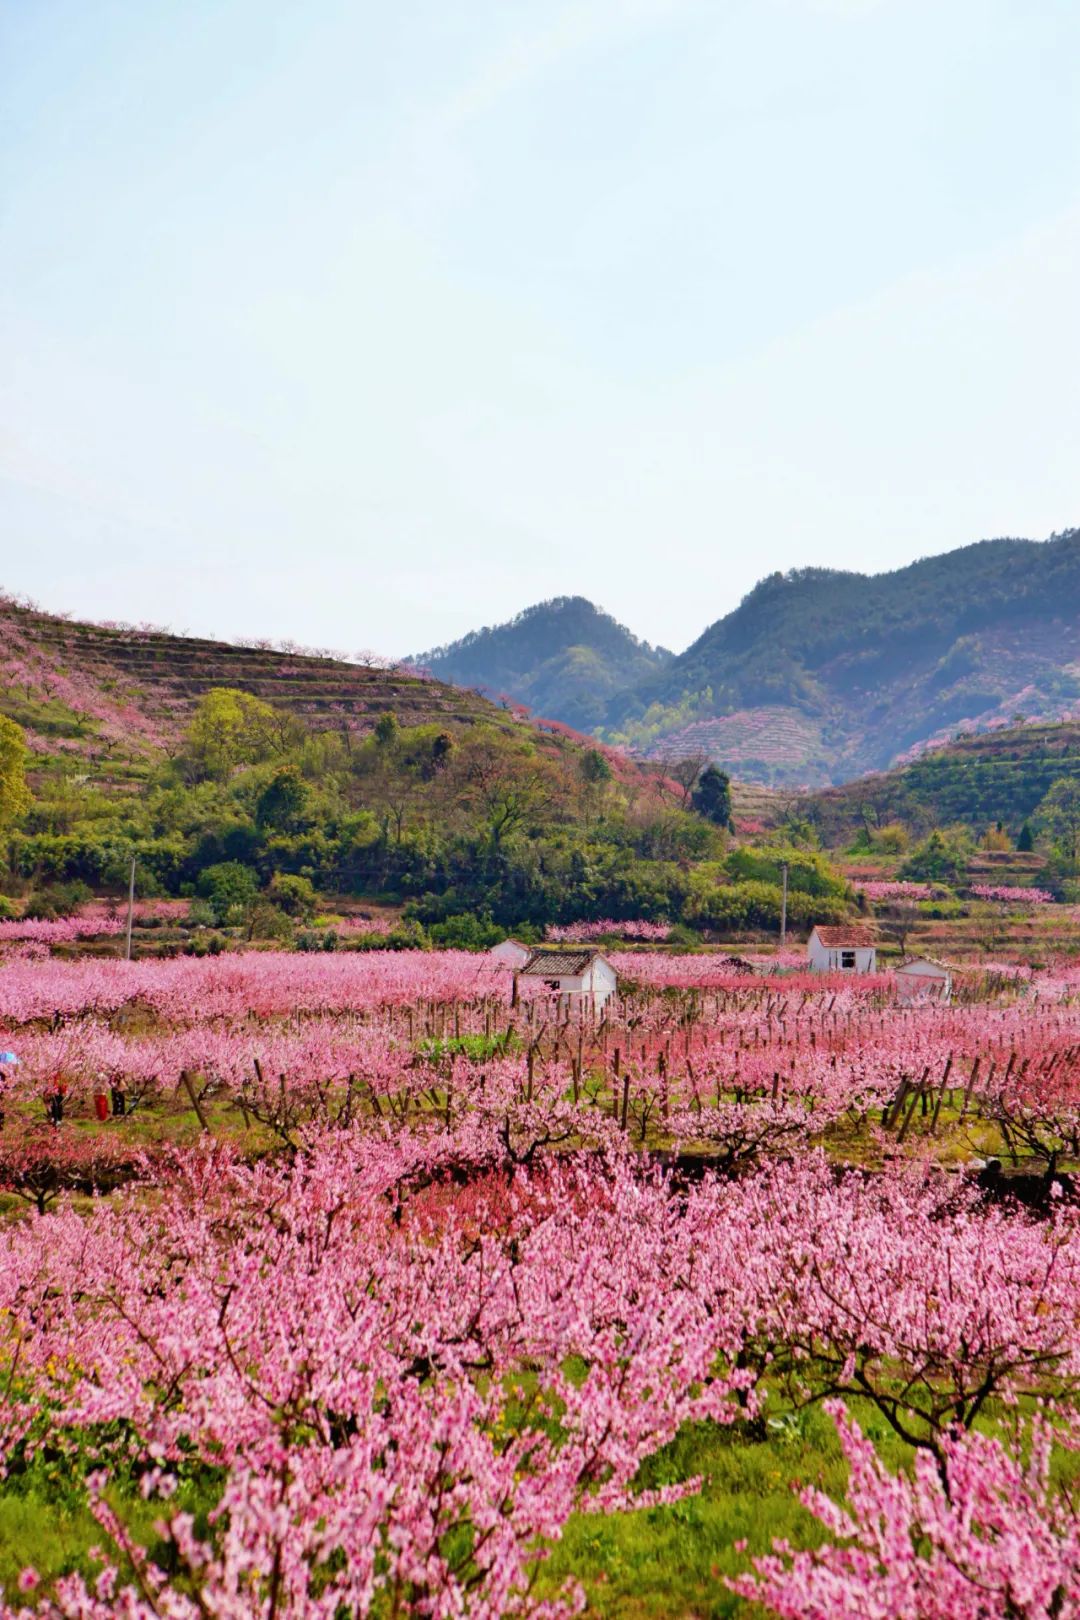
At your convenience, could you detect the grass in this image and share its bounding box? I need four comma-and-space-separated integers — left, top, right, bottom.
538, 1406, 853, 1618
0, 1405, 848, 1611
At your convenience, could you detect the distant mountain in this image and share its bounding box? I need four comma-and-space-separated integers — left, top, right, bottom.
600, 529, 1080, 786
411, 597, 673, 732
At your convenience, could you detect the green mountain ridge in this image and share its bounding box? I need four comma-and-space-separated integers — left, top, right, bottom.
411, 531, 1080, 786
601, 528, 1080, 784
410, 596, 673, 733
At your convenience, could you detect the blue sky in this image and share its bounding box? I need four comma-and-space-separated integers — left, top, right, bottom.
1, 0, 1077, 656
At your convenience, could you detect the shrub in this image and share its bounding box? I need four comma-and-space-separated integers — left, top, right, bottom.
22, 880, 92, 920
187, 899, 216, 928
428, 913, 511, 951
725, 845, 847, 900
197, 860, 260, 924
267, 872, 318, 920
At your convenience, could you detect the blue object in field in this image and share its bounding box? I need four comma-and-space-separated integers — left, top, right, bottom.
0, 1052, 19, 1065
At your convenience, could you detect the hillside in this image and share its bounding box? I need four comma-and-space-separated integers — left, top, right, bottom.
601, 528, 1080, 786
0, 594, 507, 795
410, 597, 672, 733
799, 719, 1080, 844
0, 591, 749, 941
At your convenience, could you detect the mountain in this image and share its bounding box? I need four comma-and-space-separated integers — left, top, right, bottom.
410, 597, 673, 733
601, 529, 1080, 787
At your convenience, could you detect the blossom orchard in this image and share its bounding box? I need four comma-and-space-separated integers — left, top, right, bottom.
5, 1144, 1080, 1617
3, 949, 1080, 1615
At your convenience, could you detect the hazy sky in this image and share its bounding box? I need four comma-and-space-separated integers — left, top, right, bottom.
2, 0, 1078, 658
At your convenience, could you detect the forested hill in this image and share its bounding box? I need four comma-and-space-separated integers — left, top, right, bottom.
797, 719, 1080, 844
410, 597, 672, 732
601, 529, 1080, 785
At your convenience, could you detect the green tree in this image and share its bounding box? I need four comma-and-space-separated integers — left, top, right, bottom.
1038, 777, 1080, 864
692, 765, 733, 828
726, 844, 845, 899
185, 689, 289, 779
196, 860, 260, 924
0, 716, 32, 830
255, 767, 308, 831
581, 749, 613, 786
267, 872, 318, 919
901, 827, 971, 886
1017, 820, 1035, 852
374, 712, 399, 746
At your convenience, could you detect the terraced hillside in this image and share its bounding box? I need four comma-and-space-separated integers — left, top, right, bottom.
0, 595, 516, 793
800, 720, 1080, 843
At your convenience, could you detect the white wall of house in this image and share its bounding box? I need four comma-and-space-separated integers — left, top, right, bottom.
807, 930, 877, 973
896, 959, 952, 1004
490, 939, 531, 969
536, 957, 618, 1009
584, 956, 618, 1007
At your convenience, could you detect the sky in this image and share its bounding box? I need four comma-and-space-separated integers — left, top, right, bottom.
1, 0, 1078, 659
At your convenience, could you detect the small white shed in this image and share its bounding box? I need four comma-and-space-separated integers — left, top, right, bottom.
896, 956, 953, 1005
489, 938, 531, 970
807, 925, 877, 974
517, 947, 618, 1010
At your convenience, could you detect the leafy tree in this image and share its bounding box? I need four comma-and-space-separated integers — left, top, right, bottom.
255, 767, 308, 832
196, 860, 260, 924
726, 844, 846, 899
374, 712, 399, 746
692, 765, 733, 828
185, 689, 289, 780
1037, 777, 1080, 864
267, 872, 318, 919
876, 822, 909, 854
1017, 820, 1035, 852
0, 716, 31, 830
901, 827, 971, 886
427, 912, 503, 950
581, 749, 613, 786
453, 733, 563, 855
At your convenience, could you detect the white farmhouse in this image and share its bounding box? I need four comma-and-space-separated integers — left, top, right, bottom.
895, 956, 953, 1005
517, 947, 618, 1010
489, 938, 531, 970
807, 925, 877, 974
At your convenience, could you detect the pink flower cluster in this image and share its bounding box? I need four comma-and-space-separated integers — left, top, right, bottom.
547, 918, 672, 942
0, 916, 126, 945
732, 1405, 1080, 1618
332, 915, 395, 936
861, 879, 934, 901
972, 883, 1054, 905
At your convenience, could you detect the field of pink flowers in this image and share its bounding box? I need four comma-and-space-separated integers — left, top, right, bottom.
2, 946, 1080, 1617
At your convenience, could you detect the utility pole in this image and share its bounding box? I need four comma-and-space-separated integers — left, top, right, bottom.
780, 862, 788, 949
125, 854, 136, 962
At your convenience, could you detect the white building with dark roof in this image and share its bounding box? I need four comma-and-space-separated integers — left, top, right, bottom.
517, 947, 618, 1009
489, 938, 531, 970
807, 925, 877, 974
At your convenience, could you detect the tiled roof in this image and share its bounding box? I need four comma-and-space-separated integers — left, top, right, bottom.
520, 948, 599, 977
812, 926, 877, 948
